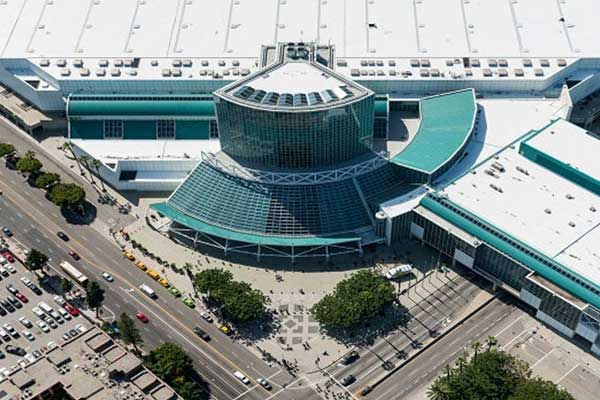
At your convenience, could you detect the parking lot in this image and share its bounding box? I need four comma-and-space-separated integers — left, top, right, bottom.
497, 314, 600, 400
0, 246, 91, 376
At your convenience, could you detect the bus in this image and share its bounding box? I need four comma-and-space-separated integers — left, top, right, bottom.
60, 261, 89, 287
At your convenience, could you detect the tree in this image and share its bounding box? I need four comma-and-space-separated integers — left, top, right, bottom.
49, 183, 86, 209
0, 143, 16, 158
79, 154, 95, 184
428, 380, 451, 400
34, 172, 60, 189
60, 278, 74, 293
85, 281, 105, 317
16, 151, 42, 174
310, 269, 395, 329
24, 248, 48, 271
117, 313, 143, 352
90, 158, 106, 192
193, 269, 266, 322
62, 142, 84, 175
145, 343, 206, 400
508, 378, 575, 400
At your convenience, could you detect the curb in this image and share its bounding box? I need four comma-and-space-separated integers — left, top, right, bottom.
358, 293, 497, 395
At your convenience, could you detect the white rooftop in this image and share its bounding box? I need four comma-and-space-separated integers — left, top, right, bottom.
1, 0, 598, 59
246, 62, 351, 95
525, 118, 600, 181
439, 122, 600, 285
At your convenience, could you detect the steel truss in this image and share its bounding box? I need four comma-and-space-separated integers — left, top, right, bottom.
200, 151, 390, 185
169, 224, 363, 262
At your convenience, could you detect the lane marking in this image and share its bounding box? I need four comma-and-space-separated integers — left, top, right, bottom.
1, 180, 278, 396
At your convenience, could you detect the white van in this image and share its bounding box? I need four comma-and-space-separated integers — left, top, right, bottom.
233, 371, 250, 385
139, 284, 157, 299
38, 302, 54, 314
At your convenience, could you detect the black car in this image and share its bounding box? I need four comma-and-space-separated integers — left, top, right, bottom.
360, 386, 373, 396
0, 306, 6, 317
57, 231, 69, 241
0, 351, 5, 359
29, 284, 43, 296
68, 329, 78, 338
1, 228, 12, 237
5, 345, 25, 356
193, 327, 211, 341
6, 296, 21, 309
340, 350, 360, 366
341, 375, 356, 387
0, 299, 14, 313
6, 285, 17, 295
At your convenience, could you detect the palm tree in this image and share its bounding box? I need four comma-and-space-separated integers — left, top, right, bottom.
63, 142, 84, 175
90, 158, 106, 192
443, 364, 453, 382
427, 380, 451, 400
485, 336, 498, 352
471, 341, 482, 359
79, 154, 95, 184
456, 354, 467, 374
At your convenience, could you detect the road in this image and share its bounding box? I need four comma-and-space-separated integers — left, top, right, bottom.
320, 269, 487, 397
365, 296, 522, 400
0, 124, 324, 399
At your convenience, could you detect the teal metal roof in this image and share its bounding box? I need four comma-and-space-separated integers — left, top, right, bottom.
420, 194, 600, 309
151, 202, 360, 246
374, 98, 388, 118
67, 95, 215, 118
391, 89, 476, 174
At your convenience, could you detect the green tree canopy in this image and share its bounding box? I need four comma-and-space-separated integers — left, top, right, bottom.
427, 339, 574, 400
117, 313, 143, 352
34, 172, 60, 189
49, 183, 86, 209
60, 278, 74, 293
24, 248, 48, 271
16, 151, 42, 174
85, 281, 105, 316
508, 378, 575, 400
193, 269, 266, 323
310, 269, 395, 329
145, 343, 206, 400
0, 143, 16, 157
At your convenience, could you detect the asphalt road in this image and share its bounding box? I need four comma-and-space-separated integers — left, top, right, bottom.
0, 139, 319, 399
365, 296, 521, 400
322, 270, 486, 396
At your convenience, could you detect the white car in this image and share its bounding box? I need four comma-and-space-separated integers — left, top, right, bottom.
32, 307, 45, 318
5, 264, 15, 274
36, 321, 50, 333
22, 330, 34, 341
18, 317, 32, 328
20, 277, 31, 286
52, 295, 66, 306
101, 272, 114, 282
75, 324, 87, 333
0, 257, 7, 266
57, 308, 71, 320
2, 323, 18, 338
49, 311, 63, 324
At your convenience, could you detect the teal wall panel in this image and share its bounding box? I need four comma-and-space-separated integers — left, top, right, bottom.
70, 120, 103, 139
123, 121, 155, 140
176, 121, 209, 140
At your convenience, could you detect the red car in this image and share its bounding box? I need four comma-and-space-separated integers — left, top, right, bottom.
1, 251, 14, 263
14, 292, 28, 303
68, 250, 80, 260
64, 303, 79, 317
136, 312, 149, 323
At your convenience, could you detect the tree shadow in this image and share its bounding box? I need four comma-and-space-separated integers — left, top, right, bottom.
57, 200, 97, 225
232, 310, 281, 343
318, 303, 412, 347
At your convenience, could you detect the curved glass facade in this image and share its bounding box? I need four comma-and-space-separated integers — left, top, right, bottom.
216, 95, 375, 169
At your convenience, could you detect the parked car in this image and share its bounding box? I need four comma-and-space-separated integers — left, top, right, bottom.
22, 330, 34, 341
218, 324, 231, 335
1, 251, 14, 263
200, 312, 213, 323
339, 350, 360, 366
36, 321, 50, 333
5, 285, 17, 295
168, 286, 181, 297
341, 375, 356, 386
18, 317, 32, 328
6, 296, 21, 309
5, 264, 15, 274
64, 304, 79, 317
15, 292, 28, 303
182, 297, 195, 308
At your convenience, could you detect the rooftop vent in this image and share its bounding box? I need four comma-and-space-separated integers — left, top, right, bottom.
565, 193, 574, 200
569, 221, 576, 227
544, 208, 552, 214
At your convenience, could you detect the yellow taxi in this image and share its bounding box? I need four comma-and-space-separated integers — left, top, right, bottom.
218, 324, 231, 335
122, 251, 135, 261
158, 278, 170, 288
146, 269, 160, 281
135, 261, 147, 271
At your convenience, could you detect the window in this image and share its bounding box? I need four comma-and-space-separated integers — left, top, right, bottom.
104, 120, 123, 138
157, 120, 176, 139
209, 120, 219, 138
